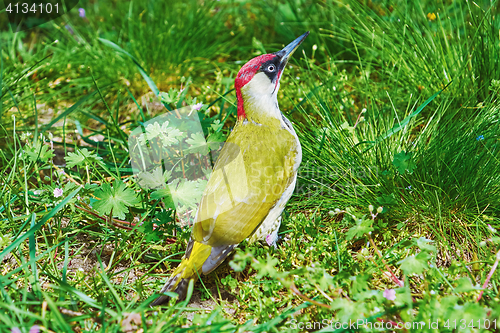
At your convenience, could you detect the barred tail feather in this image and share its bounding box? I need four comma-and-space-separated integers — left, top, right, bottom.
150, 273, 192, 306
151, 240, 212, 306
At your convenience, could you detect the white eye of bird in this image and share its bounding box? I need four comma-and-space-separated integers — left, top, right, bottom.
267, 65, 275, 72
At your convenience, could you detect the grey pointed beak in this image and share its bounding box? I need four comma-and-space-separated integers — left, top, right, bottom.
275, 31, 309, 66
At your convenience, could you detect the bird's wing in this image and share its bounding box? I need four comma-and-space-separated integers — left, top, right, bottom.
192, 120, 298, 247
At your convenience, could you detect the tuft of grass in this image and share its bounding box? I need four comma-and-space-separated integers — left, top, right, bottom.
290, 0, 500, 253
1, 0, 500, 331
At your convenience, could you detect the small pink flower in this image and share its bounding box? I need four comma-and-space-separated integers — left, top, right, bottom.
266, 232, 278, 247
78, 8, 85, 18
53, 188, 63, 198
11, 328, 21, 333
192, 103, 203, 111
29, 326, 40, 333
383, 289, 396, 301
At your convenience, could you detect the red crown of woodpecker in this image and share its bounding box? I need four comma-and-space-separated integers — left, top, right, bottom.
234, 32, 309, 120
235, 54, 277, 119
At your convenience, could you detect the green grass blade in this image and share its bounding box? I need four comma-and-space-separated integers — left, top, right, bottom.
55, 281, 118, 317
28, 213, 39, 297
41, 91, 98, 132
98, 38, 160, 98
374, 82, 451, 143
0, 186, 81, 261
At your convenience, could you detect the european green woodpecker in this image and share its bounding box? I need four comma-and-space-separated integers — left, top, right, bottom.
151, 32, 309, 305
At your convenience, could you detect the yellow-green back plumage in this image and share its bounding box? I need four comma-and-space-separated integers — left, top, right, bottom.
193, 117, 299, 247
